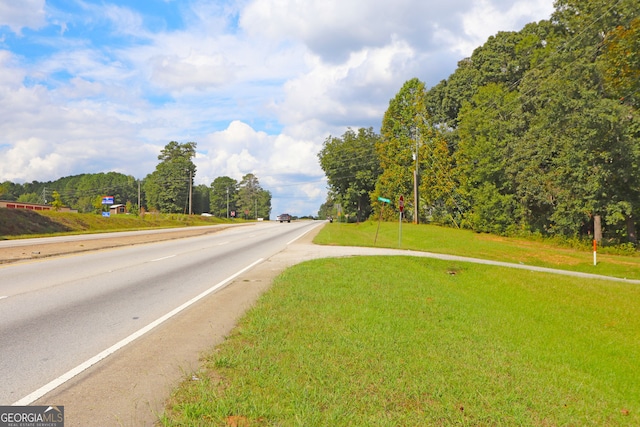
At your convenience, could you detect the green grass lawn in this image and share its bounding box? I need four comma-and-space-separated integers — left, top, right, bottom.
314, 221, 640, 280
161, 223, 640, 426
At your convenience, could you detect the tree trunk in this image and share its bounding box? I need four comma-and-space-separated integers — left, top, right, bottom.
594, 215, 602, 243
626, 215, 637, 245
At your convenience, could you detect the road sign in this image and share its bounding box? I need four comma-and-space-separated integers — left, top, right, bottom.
378, 197, 391, 203
102, 196, 114, 205
399, 195, 404, 212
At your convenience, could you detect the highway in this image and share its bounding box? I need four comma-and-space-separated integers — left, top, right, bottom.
0, 220, 323, 405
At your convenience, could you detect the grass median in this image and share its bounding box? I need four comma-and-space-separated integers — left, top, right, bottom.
160, 223, 640, 426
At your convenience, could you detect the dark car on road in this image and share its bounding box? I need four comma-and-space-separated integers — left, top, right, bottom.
277, 213, 291, 223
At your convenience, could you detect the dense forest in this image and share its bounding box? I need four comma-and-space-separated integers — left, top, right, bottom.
320, 0, 639, 245
0, 141, 272, 220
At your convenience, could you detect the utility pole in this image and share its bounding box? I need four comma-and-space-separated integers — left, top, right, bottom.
188, 170, 193, 215
226, 187, 229, 219
413, 128, 419, 224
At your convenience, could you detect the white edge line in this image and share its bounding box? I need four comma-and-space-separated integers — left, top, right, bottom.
0, 296, 7, 300
286, 222, 325, 246
13, 257, 265, 406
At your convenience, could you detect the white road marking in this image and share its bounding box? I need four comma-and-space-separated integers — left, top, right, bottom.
287, 222, 325, 246
13, 258, 265, 406
150, 254, 176, 262
0, 296, 7, 300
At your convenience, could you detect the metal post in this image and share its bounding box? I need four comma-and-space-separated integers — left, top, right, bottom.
374, 203, 385, 244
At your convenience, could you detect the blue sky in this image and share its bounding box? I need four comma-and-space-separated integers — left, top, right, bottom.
0, 0, 554, 217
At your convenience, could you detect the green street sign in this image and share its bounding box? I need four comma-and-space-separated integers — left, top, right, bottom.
377, 197, 391, 203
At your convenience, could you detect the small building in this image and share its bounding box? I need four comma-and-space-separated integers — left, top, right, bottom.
0, 200, 74, 212
109, 204, 128, 215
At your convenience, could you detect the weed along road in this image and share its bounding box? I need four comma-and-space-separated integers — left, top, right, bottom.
0, 221, 323, 411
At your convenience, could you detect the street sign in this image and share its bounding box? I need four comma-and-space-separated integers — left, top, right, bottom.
399, 195, 404, 212
102, 196, 114, 205
378, 197, 391, 203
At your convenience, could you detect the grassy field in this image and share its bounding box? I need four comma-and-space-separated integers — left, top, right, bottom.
0, 209, 233, 239
315, 221, 640, 281
160, 223, 640, 426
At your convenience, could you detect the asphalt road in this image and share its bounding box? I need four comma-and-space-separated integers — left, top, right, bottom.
0, 226, 222, 248
0, 220, 323, 406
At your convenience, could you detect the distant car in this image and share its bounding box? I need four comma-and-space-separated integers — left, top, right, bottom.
277, 213, 292, 223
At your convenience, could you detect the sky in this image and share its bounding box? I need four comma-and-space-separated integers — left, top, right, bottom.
0, 0, 555, 217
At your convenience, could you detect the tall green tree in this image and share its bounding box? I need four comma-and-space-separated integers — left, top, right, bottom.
415, 0, 640, 243
144, 141, 197, 213
456, 83, 524, 233
237, 173, 271, 219
318, 127, 381, 222
51, 191, 63, 211
419, 133, 459, 226
515, 41, 639, 238
599, 17, 640, 109
192, 184, 210, 214
376, 78, 433, 221
210, 176, 238, 217
0, 182, 8, 199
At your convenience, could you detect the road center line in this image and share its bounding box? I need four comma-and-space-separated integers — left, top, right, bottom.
13, 257, 265, 406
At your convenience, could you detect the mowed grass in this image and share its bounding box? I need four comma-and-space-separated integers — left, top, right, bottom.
314, 222, 640, 280
161, 224, 640, 426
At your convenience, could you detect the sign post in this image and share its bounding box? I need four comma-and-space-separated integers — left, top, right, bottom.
398, 195, 404, 248
375, 197, 391, 244
101, 196, 114, 218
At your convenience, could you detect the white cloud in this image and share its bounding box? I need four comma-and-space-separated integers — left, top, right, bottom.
0, 50, 24, 87
0, 0, 46, 34
149, 51, 236, 91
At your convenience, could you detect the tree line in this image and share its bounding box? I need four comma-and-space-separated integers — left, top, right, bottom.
0, 141, 272, 220
319, 0, 639, 245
